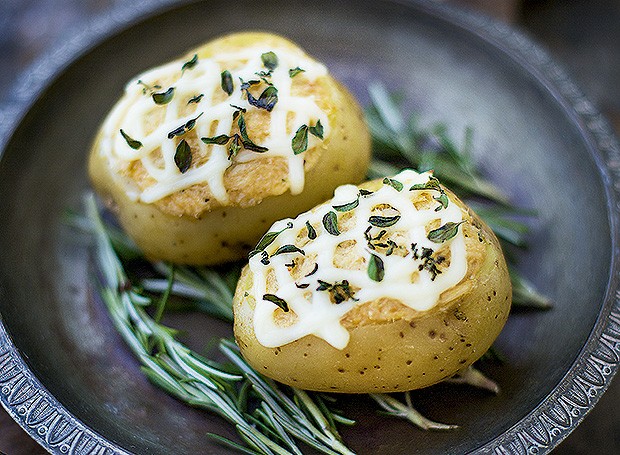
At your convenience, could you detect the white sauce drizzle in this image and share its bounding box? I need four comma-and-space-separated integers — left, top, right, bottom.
99, 45, 330, 204
249, 170, 468, 349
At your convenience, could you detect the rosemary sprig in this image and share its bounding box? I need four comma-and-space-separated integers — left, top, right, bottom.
84, 194, 357, 455
366, 83, 551, 309
370, 393, 458, 431
366, 83, 508, 204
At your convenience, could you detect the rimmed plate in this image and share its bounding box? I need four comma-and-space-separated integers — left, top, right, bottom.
1, 0, 619, 453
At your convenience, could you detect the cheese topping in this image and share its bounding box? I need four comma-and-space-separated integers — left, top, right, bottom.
248, 170, 468, 350
99, 46, 330, 204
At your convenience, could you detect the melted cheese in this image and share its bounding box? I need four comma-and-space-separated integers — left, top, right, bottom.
248, 170, 468, 349
99, 45, 330, 204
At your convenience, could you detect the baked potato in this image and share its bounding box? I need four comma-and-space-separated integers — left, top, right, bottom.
233, 170, 511, 393
89, 32, 370, 265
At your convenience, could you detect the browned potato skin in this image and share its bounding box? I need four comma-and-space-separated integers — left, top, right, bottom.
233, 180, 512, 393
88, 33, 370, 265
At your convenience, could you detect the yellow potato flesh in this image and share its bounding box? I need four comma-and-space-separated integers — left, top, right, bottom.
233, 181, 512, 393
88, 32, 370, 265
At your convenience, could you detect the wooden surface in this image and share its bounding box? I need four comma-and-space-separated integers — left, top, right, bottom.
0, 0, 618, 454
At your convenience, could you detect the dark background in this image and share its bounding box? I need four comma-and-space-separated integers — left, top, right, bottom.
0, 0, 618, 453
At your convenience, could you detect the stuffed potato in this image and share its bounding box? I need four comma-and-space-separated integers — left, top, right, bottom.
89, 32, 370, 264
233, 170, 511, 393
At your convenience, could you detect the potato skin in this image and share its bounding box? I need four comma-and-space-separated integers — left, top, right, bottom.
233, 181, 511, 393
88, 32, 370, 265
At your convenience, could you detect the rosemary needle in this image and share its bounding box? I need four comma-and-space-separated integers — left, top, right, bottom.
84, 194, 356, 455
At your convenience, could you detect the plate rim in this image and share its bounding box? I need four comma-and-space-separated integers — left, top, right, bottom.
1, 0, 619, 454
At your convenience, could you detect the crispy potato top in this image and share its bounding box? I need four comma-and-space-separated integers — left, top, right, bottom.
95, 32, 339, 217
243, 170, 485, 350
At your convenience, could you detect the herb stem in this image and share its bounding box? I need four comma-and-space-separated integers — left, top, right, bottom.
154, 264, 175, 323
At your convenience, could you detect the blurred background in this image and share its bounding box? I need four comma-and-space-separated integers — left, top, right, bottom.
0, 0, 618, 453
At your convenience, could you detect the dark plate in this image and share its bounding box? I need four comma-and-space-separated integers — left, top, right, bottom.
1, 0, 620, 454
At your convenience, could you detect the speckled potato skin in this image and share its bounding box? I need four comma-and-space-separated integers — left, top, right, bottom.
88, 33, 370, 265
233, 181, 512, 393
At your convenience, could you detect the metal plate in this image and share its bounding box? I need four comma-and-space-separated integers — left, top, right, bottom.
0, 0, 619, 453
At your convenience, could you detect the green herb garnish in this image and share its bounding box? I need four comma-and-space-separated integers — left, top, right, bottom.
427, 221, 465, 243
201, 134, 231, 145
181, 54, 198, 73
367, 252, 385, 282
152, 87, 175, 105
305, 262, 319, 277
292, 125, 309, 155
261, 51, 279, 71
316, 280, 358, 304
137, 80, 161, 94
305, 221, 317, 240
120, 129, 142, 149
333, 197, 359, 212
168, 113, 203, 139
227, 134, 241, 159
235, 108, 269, 152
174, 139, 192, 173
383, 177, 403, 192
322, 211, 340, 236
289, 67, 305, 77
272, 245, 305, 257
221, 70, 234, 96
249, 222, 294, 258
368, 215, 401, 227
263, 294, 289, 312
359, 189, 374, 197
292, 120, 323, 155
410, 176, 448, 211
246, 85, 278, 112
201, 133, 243, 159
309, 120, 324, 140
187, 94, 204, 104
411, 243, 444, 280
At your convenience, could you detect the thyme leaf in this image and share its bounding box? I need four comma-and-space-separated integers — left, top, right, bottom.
369, 215, 401, 227
120, 129, 142, 149
316, 280, 358, 304
167, 113, 203, 139
188, 94, 204, 104
292, 125, 309, 155
322, 211, 340, 236
304, 262, 319, 277
246, 85, 278, 112
236, 109, 269, 152
367, 252, 385, 282
248, 222, 294, 258
272, 245, 305, 256
289, 67, 305, 77
333, 197, 359, 212
174, 139, 192, 173
228, 134, 241, 159
201, 134, 231, 145
305, 221, 317, 240
181, 54, 198, 73
263, 294, 289, 312
152, 87, 175, 105
309, 120, 324, 140
410, 176, 449, 211
383, 177, 403, 192
428, 221, 465, 243
261, 51, 279, 71
221, 70, 234, 96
